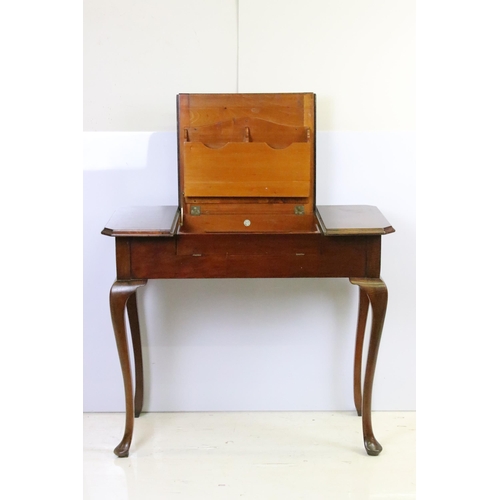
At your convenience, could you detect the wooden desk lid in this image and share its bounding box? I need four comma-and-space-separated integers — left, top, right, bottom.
177, 93, 316, 233
316, 206, 395, 235
101, 96, 396, 239
101, 206, 180, 237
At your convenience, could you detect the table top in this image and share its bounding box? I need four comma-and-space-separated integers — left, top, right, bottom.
101, 206, 180, 237
102, 205, 394, 237
315, 205, 394, 235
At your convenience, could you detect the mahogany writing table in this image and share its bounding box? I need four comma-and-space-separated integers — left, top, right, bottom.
102, 204, 394, 457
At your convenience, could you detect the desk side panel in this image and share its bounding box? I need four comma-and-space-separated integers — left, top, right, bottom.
115, 239, 131, 279
364, 236, 382, 277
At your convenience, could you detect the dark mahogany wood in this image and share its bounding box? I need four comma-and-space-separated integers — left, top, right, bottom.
109, 279, 147, 458
349, 277, 388, 456
126, 292, 144, 417
102, 206, 180, 237
102, 204, 393, 457
101, 94, 395, 458
127, 234, 375, 280
316, 205, 395, 235
353, 286, 370, 417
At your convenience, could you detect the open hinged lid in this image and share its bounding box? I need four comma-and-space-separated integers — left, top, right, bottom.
177, 93, 317, 233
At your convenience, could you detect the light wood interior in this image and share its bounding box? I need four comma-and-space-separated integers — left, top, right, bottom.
177, 93, 316, 233
184, 142, 311, 198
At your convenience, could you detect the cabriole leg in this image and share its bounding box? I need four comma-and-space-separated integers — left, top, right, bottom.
109, 279, 147, 457
353, 287, 369, 416
349, 278, 388, 456
127, 292, 144, 417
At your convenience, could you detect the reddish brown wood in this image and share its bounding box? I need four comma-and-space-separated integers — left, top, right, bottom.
353, 287, 369, 416
109, 279, 147, 458
128, 234, 376, 279
102, 205, 391, 240
181, 213, 317, 233
364, 236, 382, 277
316, 205, 395, 235
103, 204, 392, 457
126, 292, 144, 417
101, 95, 396, 458
349, 277, 388, 456
115, 239, 131, 280
104, 226, 392, 457
176, 233, 321, 256
102, 206, 180, 237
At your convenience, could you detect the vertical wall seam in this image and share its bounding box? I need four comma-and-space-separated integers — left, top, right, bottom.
236, 0, 239, 92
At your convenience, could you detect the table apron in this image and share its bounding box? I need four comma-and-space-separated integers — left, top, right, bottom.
115, 235, 381, 279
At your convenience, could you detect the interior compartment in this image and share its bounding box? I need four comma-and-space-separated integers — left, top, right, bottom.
177, 93, 316, 233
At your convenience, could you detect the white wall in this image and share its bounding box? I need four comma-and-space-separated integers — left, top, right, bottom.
83, 0, 415, 412
239, 0, 415, 131
83, 0, 238, 131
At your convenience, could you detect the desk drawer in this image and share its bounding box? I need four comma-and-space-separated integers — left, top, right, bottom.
128, 237, 372, 279
176, 233, 321, 256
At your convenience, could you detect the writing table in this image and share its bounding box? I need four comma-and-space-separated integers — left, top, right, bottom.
102, 204, 394, 457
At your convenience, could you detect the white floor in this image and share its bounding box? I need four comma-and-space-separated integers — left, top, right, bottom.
83, 411, 415, 499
